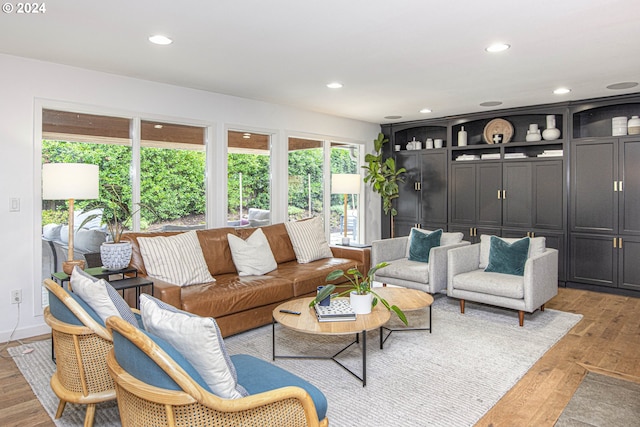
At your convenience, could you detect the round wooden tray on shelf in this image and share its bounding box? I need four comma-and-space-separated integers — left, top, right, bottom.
483, 118, 514, 144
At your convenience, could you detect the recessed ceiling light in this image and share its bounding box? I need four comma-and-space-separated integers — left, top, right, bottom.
154, 124, 163, 129
243, 133, 251, 139
326, 82, 343, 89
384, 115, 403, 120
419, 108, 432, 114
486, 43, 510, 53
553, 87, 571, 95
606, 82, 639, 90
480, 101, 503, 107
148, 35, 173, 45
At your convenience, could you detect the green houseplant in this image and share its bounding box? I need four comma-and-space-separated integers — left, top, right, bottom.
79, 183, 151, 270
310, 262, 408, 325
363, 132, 406, 237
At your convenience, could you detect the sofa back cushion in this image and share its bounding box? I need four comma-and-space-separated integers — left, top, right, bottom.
122, 231, 181, 276
249, 223, 297, 264
196, 227, 238, 275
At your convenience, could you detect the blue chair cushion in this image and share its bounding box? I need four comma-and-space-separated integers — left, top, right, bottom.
112, 328, 213, 393
232, 354, 328, 421
408, 228, 442, 263
48, 288, 104, 326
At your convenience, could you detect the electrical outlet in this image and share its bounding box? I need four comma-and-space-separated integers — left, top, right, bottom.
11, 289, 22, 304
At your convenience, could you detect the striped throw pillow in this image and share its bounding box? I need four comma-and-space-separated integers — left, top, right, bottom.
138, 230, 215, 287
284, 217, 333, 264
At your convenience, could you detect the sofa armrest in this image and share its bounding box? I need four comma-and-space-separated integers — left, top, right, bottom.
447, 244, 481, 294
428, 241, 471, 294
523, 248, 558, 311
371, 237, 409, 266
147, 277, 182, 309
330, 245, 370, 274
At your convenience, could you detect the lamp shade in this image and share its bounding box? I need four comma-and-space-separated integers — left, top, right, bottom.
331, 173, 361, 194
42, 163, 99, 200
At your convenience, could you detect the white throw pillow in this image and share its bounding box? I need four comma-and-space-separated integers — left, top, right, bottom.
138, 230, 215, 287
478, 234, 546, 269
284, 217, 333, 264
227, 228, 277, 276
140, 294, 247, 399
70, 267, 138, 326
405, 228, 464, 258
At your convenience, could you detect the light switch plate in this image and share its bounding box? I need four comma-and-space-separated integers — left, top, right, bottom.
9, 198, 20, 212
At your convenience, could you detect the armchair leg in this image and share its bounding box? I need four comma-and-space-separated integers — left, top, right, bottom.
460, 299, 465, 314
540, 304, 545, 311
55, 400, 66, 419
84, 403, 96, 427
518, 311, 524, 327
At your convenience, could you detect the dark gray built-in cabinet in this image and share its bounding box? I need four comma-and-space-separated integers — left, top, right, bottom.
380, 93, 640, 292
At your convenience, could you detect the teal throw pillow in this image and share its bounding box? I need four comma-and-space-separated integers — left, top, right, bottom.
408, 229, 442, 263
484, 236, 530, 276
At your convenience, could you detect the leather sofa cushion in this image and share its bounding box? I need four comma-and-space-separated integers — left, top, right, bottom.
452, 269, 524, 299
271, 257, 360, 297
180, 274, 294, 318
249, 223, 297, 264
196, 227, 238, 275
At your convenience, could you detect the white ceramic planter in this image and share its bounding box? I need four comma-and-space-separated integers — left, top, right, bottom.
100, 241, 132, 271
350, 291, 372, 314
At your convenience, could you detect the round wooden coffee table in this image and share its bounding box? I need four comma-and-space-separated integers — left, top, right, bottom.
272, 297, 390, 386
373, 287, 434, 348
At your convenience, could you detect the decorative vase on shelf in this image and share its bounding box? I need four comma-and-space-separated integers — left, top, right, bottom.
628, 115, 640, 135
526, 124, 542, 142
458, 126, 468, 146
542, 115, 561, 140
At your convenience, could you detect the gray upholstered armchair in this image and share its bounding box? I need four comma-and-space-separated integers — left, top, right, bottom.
447, 235, 558, 326
371, 229, 470, 294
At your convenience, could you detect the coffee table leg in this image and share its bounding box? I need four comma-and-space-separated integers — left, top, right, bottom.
362, 330, 366, 387
272, 317, 276, 361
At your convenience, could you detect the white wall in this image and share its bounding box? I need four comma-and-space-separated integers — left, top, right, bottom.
0, 53, 381, 341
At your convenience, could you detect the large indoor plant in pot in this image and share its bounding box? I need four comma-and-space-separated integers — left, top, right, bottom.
363, 133, 406, 238
79, 184, 148, 270
310, 262, 408, 324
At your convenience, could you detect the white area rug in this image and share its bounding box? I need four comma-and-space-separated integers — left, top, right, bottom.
10, 295, 582, 426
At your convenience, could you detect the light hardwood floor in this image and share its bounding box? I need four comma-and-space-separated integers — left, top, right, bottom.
0, 287, 638, 427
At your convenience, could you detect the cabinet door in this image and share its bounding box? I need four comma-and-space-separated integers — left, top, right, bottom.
532, 160, 565, 230
619, 236, 640, 291
502, 162, 532, 228
419, 151, 447, 224
476, 162, 502, 227
393, 219, 416, 238
569, 233, 616, 288
571, 141, 617, 233
395, 152, 420, 224
450, 163, 476, 224
619, 139, 640, 235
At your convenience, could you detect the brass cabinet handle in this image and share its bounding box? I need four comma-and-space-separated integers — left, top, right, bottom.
502, 190, 506, 199
619, 181, 623, 192
613, 237, 617, 248
417, 182, 422, 191
614, 181, 618, 192
619, 237, 623, 248
497, 190, 501, 199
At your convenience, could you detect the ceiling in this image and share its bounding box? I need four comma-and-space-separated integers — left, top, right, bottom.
2, 0, 639, 124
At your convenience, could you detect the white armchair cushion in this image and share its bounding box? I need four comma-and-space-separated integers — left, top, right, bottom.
452, 269, 524, 299
405, 228, 463, 258
376, 258, 430, 284
479, 235, 546, 269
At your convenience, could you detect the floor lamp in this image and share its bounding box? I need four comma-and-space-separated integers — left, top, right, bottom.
331, 173, 361, 245
43, 163, 99, 274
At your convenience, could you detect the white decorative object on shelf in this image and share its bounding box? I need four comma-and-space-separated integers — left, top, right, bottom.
504, 152, 528, 159
458, 126, 468, 146
542, 115, 561, 140
628, 115, 640, 135
455, 154, 481, 161
426, 138, 434, 149
526, 124, 542, 142
434, 139, 443, 148
612, 116, 628, 136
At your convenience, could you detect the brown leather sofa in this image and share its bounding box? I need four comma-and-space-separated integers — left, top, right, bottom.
122, 223, 370, 337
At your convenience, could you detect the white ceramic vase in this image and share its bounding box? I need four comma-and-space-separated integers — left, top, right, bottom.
101, 241, 132, 271
628, 115, 640, 135
350, 291, 372, 315
458, 126, 468, 146
526, 124, 542, 142
542, 115, 561, 140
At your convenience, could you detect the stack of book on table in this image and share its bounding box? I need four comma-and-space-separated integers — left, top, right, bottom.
504, 152, 528, 159
537, 149, 564, 157
314, 298, 356, 322
455, 154, 481, 161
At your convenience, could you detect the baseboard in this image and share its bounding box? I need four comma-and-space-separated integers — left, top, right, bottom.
0, 324, 51, 344
565, 281, 640, 297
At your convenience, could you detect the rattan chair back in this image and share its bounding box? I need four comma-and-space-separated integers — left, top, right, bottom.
44, 278, 116, 427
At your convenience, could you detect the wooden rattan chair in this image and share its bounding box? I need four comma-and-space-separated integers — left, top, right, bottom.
43, 278, 116, 427
106, 316, 329, 427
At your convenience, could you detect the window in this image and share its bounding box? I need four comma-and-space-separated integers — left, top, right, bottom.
227, 130, 271, 227
330, 142, 361, 244
288, 137, 324, 221
140, 120, 206, 231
